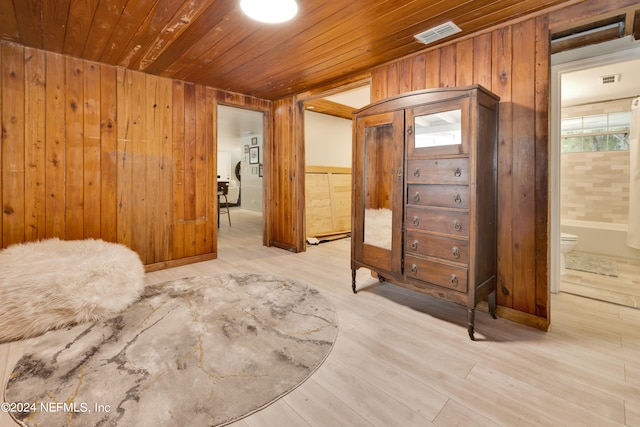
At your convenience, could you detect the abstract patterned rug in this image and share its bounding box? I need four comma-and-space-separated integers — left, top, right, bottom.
565, 252, 618, 277
4, 274, 338, 426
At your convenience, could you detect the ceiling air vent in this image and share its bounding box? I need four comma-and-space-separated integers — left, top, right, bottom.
414, 21, 462, 45
600, 74, 621, 84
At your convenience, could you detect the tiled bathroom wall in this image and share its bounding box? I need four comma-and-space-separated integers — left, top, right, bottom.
561, 98, 634, 224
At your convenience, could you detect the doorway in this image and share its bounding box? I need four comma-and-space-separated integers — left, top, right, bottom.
301, 83, 370, 246
550, 37, 640, 307
216, 105, 265, 243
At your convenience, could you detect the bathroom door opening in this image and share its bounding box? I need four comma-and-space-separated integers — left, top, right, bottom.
550, 37, 640, 303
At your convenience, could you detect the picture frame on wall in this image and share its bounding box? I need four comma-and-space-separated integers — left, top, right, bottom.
259, 163, 263, 177
251, 137, 258, 146
244, 144, 249, 153
249, 146, 259, 164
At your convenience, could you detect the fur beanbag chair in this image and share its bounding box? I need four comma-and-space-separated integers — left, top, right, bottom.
0, 238, 145, 343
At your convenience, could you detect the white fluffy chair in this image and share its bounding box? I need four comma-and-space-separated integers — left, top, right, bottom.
0, 238, 145, 343
227, 179, 240, 205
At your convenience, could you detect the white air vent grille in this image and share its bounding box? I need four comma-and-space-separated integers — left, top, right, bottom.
600, 74, 621, 84
414, 21, 462, 45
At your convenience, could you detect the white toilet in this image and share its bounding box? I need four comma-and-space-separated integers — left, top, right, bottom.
560, 232, 579, 275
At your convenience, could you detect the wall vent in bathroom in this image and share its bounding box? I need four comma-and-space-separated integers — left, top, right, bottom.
600, 74, 621, 84
414, 21, 462, 45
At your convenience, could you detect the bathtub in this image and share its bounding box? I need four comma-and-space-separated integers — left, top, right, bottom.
561, 219, 640, 260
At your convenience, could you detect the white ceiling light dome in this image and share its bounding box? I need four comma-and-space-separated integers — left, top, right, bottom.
240, 0, 298, 24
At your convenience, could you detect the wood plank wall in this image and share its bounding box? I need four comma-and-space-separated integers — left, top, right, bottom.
269, 97, 305, 252
368, 16, 551, 328
0, 41, 270, 270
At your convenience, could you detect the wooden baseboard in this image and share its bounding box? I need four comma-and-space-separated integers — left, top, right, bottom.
144, 253, 217, 272
268, 241, 299, 253
496, 305, 550, 331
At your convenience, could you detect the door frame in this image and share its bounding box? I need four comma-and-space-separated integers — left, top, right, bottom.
549, 36, 640, 294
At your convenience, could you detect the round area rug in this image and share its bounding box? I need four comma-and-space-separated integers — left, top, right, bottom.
4, 274, 338, 426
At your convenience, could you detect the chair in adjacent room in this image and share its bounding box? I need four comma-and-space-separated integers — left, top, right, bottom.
217, 181, 231, 227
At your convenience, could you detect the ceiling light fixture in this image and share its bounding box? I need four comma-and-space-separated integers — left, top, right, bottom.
240, 0, 298, 24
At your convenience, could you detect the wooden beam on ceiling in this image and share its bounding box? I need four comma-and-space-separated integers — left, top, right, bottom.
304, 99, 355, 120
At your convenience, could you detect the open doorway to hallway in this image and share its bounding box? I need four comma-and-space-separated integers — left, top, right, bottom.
216, 105, 265, 242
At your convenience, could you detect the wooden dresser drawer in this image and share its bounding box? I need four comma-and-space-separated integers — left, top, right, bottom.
405, 231, 469, 264
407, 158, 469, 184
407, 184, 469, 209
405, 207, 469, 237
405, 255, 468, 293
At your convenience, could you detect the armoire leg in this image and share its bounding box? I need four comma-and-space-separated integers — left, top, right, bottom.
489, 290, 497, 319
351, 269, 357, 293
467, 308, 475, 340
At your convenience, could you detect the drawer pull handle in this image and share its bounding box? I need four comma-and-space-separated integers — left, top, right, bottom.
454, 194, 462, 204
454, 167, 462, 177
453, 220, 462, 231
413, 192, 420, 202
411, 264, 418, 274
452, 246, 460, 258
397, 167, 403, 178
411, 240, 419, 250
413, 216, 420, 226
413, 168, 420, 177
450, 274, 458, 285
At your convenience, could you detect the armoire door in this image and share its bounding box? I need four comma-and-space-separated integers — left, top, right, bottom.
352, 110, 404, 274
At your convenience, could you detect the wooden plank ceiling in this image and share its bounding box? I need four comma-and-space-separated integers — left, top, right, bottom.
0, 0, 581, 100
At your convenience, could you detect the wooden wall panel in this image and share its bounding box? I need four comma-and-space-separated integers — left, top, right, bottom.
439, 45, 457, 88
455, 39, 474, 87
0, 41, 259, 270
116, 68, 134, 248
386, 63, 399, 98
44, 51, 65, 239
159, 77, 174, 262
83, 62, 101, 239
1, 43, 25, 246
194, 85, 209, 256
510, 19, 537, 315
397, 58, 412, 95
24, 47, 46, 242
534, 16, 550, 320
473, 33, 493, 90
269, 96, 304, 252
270, 97, 292, 250
410, 55, 426, 91
492, 26, 514, 309
183, 82, 197, 258
171, 80, 186, 260
145, 76, 161, 264
64, 56, 84, 240
130, 70, 148, 262
370, 67, 387, 101
100, 65, 118, 243
204, 87, 216, 256
425, 50, 440, 89
368, 17, 550, 328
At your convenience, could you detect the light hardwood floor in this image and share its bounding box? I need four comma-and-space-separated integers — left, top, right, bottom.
2, 209, 640, 426
560, 253, 640, 309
